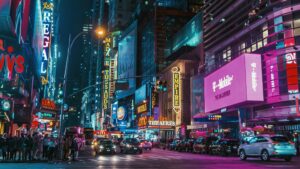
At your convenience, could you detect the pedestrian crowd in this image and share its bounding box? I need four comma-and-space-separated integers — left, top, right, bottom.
0, 133, 81, 162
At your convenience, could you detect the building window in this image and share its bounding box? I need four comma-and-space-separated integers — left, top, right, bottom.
263, 24, 268, 46
239, 42, 246, 54
222, 46, 231, 62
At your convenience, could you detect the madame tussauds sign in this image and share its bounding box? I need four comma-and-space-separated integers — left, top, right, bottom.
0, 38, 25, 75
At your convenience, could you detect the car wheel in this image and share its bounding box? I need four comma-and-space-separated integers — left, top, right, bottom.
239, 150, 247, 160
261, 150, 270, 161
284, 156, 292, 162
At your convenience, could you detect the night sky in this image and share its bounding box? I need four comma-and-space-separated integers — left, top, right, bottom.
57, 0, 92, 92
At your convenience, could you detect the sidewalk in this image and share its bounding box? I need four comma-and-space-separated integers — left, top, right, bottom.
0, 146, 93, 163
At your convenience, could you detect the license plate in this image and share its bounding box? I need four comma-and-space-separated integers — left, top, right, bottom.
107, 149, 110, 151
134, 148, 137, 150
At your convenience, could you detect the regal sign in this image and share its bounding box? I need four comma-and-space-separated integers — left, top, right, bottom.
41, 0, 54, 85
0, 39, 25, 75
204, 54, 264, 112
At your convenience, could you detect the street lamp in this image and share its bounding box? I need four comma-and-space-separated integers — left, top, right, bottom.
58, 26, 105, 158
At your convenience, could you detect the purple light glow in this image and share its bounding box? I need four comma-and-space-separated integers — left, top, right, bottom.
204, 54, 264, 113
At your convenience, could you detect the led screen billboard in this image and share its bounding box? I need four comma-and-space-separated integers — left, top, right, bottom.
117, 21, 137, 98
204, 54, 264, 113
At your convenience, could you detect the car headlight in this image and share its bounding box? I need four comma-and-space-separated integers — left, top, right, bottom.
100, 145, 104, 149
113, 145, 117, 149
126, 144, 132, 148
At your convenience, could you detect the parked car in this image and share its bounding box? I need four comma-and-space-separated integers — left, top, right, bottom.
120, 138, 143, 154
168, 140, 180, 150
238, 135, 297, 162
140, 140, 152, 150
94, 139, 117, 155
193, 137, 206, 154
193, 136, 218, 154
209, 139, 239, 156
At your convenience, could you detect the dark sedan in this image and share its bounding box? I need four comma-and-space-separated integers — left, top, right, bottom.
209, 139, 239, 156
94, 140, 117, 155
120, 138, 143, 154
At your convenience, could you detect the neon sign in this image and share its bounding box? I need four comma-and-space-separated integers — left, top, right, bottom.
102, 37, 111, 111
41, 98, 56, 110
172, 67, 181, 112
137, 103, 147, 114
285, 52, 299, 94
0, 39, 25, 76
41, 0, 54, 85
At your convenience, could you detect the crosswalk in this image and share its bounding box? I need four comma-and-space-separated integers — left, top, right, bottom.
79, 149, 236, 163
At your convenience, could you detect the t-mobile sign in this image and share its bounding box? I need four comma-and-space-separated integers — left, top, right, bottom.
204, 54, 264, 113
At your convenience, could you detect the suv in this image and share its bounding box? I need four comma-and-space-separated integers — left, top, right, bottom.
238, 135, 297, 162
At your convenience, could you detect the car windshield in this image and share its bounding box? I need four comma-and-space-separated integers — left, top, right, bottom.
126, 138, 140, 144
101, 140, 113, 145
271, 136, 289, 142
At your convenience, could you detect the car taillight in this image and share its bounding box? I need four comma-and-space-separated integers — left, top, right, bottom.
289, 141, 295, 145
272, 141, 279, 145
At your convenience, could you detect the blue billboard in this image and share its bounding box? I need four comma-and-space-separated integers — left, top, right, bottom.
117, 21, 137, 99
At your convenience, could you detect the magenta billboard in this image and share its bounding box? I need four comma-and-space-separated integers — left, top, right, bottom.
204, 54, 264, 113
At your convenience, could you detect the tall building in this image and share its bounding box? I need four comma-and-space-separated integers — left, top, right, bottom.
200, 0, 300, 137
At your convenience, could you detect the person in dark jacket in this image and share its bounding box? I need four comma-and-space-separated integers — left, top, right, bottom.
0, 134, 8, 160
25, 135, 33, 160
70, 136, 78, 161
18, 134, 27, 160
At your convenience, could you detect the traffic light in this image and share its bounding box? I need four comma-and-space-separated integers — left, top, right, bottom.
57, 84, 63, 104
156, 80, 167, 92
162, 81, 167, 92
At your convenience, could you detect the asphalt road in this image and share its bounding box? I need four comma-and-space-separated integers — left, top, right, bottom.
0, 148, 299, 169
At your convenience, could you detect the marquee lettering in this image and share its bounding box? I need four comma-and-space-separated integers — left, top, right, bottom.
0, 40, 25, 74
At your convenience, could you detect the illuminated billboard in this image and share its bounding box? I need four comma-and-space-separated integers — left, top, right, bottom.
172, 67, 181, 112
117, 21, 137, 97
204, 54, 264, 113
102, 37, 111, 111
41, 0, 54, 85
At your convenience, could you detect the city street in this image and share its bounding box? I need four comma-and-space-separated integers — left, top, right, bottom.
0, 148, 299, 169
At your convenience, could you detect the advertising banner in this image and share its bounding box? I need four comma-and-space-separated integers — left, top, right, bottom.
204, 54, 263, 113
191, 75, 205, 120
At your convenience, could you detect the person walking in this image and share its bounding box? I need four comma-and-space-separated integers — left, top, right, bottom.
47, 137, 56, 161
18, 134, 27, 160
63, 136, 71, 160
43, 134, 49, 160
70, 136, 78, 161
1, 134, 8, 160
25, 135, 33, 161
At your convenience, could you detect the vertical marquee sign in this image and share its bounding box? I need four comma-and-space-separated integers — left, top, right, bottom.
41, 0, 54, 85
102, 37, 111, 111
172, 67, 181, 112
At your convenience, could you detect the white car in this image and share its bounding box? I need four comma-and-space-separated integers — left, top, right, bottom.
238, 135, 297, 162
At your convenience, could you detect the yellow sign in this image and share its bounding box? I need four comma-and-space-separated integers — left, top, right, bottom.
137, 103, 147, 114
138, 116, 147, 127
102, 37, 111, 111
172, 67, 181, 111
